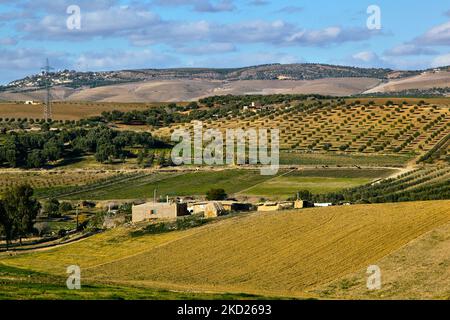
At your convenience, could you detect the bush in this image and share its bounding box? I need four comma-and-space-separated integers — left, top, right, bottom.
44, 198, 60, 218
59, 202, 73, 213
206, 188, 227, 201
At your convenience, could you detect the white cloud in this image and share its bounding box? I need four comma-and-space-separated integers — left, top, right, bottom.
385, 44, 437, 56
415, 21, 450, 46
177, 42, 236, 55
75, 49, 177, 70
248, 0, 269, 6
431, 53, 450, 67
153, 0, 235, 12
275, 6, 304, 14
187, 52, 301, 68
21, 6, 160, 40
0, 48, 69, 84
0, 37, 17, 46
352, 51, 378, 63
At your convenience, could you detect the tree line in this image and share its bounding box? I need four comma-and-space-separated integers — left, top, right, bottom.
0, 125, 166, 168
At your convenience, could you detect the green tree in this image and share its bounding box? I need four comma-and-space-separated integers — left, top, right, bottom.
59, 202, 73, 214
1, 185, 40, 246
296, 190, 312, 201
206, 188, 227, 201
43, 138, 63, 161
95, 143, 117, 163
0, 199, 15, 249
26, 150, 45, 168
44, 198, 60, 218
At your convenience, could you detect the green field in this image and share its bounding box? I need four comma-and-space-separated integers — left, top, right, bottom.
279, 152, 412, 167
240, 168, 395, 199
63, 169, 284, 200
59, 168, 394, 200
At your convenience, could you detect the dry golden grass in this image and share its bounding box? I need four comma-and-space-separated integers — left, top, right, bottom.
3, 200, 449, 298
364, 71, 450, 94
312, 219, 450, 299
0, 101, 164, 121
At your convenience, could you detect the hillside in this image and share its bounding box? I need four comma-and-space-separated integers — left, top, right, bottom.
364, 71, 450, 95
156, 98, 450, 157
0, 78, 381, 102
313, 218, 450, 299
2, 201, 449, 299
1, 64, 448, 102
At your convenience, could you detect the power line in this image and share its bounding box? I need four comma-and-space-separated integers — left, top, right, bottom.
41, 58, 54, 122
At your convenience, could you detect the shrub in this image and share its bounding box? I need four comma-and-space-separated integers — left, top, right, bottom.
206, 188, 227, 201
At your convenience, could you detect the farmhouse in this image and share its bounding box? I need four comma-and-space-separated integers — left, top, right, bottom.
257, 201, 294, 212
132, 201, 189, 222
294, 200, 314, 209
314, 203, 334, 207
203, 202, 226, 218
24, 100, 38, 105
188, 201, 252, 217
220, 201, 252, 212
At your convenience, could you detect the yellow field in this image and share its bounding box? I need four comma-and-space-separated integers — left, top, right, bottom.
2, 200, 450, 299
0, 101, 165, 121
312, 219, 450, 299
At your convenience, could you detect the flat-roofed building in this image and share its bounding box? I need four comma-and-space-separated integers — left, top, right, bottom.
132, 202, 189, 222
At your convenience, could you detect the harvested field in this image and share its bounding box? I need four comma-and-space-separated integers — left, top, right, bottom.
3, 201, 449, 299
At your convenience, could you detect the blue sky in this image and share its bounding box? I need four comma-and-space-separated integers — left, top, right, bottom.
0, 0, 449, 84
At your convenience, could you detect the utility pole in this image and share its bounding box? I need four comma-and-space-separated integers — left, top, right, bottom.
41, 58, 54, 122
76, 204, 79, 231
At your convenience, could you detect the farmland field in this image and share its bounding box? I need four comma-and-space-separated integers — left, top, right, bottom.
240, 168, 395, 199
279, 152, 412, 167
157, 100, 450, 158
0, 170, 119, 194
0, 101, 165, 121
62, 169, 285, 200
2, 201, 449, 299
54, 168, 394, 200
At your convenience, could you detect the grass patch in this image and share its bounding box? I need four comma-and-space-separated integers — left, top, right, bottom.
65, 169, 284, 200
241, 168, 394, 199
280, 152, 412, 167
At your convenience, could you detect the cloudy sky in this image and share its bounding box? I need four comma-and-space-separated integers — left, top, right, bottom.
0, 0, 449, 84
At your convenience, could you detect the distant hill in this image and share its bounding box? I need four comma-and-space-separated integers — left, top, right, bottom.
0, 64, 448, 102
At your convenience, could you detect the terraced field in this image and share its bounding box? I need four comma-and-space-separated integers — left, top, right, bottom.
2, 201, 449, 299
343, 165, 450, 203
0, 171, 119, 194
157, 100, 450, 158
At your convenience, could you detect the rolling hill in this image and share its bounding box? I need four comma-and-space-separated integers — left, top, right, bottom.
2, 200, 449, 299
0, 64, 448, 102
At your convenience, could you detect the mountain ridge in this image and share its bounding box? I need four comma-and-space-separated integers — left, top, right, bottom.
1, 63, 448, 102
